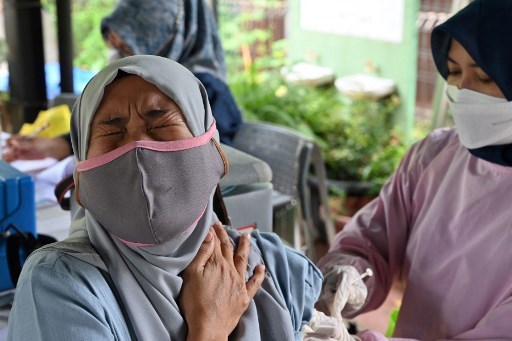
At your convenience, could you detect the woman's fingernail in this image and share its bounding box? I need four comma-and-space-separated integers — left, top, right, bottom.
205, 231, 213, 242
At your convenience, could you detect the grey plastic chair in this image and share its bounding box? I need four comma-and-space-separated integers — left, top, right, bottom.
220, 144, 273, 232
233, 121, 335, 260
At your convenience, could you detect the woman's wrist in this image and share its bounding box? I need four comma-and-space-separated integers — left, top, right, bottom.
187, 327, 228, 341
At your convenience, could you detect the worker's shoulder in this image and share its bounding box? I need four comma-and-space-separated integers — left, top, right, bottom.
426, 126, 458, 143
415, 126, 457, 150
409, 127, 459, 163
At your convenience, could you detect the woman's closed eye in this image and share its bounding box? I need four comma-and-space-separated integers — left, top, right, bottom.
479, 78, 493, 84
477, 74, 493, 83
446, 67, 460, 78
149, 119, 186, 130
94, 123, 125, 138
147, 109, 188, 128
147, 110, 173, 129
146, 109, 168, 118
103, 130, 125, 136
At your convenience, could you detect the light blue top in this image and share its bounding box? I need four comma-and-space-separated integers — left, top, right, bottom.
7, 248, 134, 340
7, 231, 321, 340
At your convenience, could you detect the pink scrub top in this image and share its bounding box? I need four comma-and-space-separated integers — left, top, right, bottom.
319, 127, 512, 340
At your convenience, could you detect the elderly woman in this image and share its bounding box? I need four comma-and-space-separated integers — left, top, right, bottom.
7, 55, 321, 340
316, 0, 512, 339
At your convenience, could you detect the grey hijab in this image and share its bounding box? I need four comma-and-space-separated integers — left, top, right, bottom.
68, 55, 294, 340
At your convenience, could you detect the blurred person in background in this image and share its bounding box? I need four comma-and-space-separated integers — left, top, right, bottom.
3, 0, 241, 162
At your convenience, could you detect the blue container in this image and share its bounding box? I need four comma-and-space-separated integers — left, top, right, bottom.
0, 161, 36, 291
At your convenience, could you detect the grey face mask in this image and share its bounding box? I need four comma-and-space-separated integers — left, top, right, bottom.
76, 138, 226, 246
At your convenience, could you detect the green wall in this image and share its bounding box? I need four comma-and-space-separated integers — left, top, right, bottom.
287, 0, 420, 139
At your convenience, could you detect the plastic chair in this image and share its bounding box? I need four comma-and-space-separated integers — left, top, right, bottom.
220, 144, 273, 232
233, 121, 335, 260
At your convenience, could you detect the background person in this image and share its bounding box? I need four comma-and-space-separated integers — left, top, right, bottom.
315, 0, 512, 339
101, 0, 243, 146
3, 0, 241, 162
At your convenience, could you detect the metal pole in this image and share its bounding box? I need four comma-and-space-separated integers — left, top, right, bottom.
56, 0, 74, 93
3, 0, 47, 125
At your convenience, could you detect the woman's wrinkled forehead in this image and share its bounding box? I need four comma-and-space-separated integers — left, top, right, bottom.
70, 55, 216, 160
97, 73, 186, 119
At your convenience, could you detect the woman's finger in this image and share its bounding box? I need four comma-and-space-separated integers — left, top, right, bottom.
233, 233, 250, 276
213, 222, 234, 260
185, 228, 215, 275
246, 264, 266, 299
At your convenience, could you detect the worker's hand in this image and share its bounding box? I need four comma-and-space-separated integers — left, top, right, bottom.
3, 135, 48, 161
316, 265, 368, 318
3, 135, 71, 162
302, 309, 359, 341
180, 221, 265, 341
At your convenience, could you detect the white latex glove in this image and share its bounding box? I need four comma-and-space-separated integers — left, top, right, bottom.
316, 265, 370, 318
302, 309, 360, 341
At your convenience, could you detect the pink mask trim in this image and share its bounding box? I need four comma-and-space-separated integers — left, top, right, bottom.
116, 204, 208, 247
77, 121, 217, 172
117, 238, 155, 247
180, 204, 208, 236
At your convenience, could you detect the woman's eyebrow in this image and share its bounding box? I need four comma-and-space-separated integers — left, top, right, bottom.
447, 55, 458, 64
144, 106, 183, 119
97, 115, 127, 125
447, 55, 478, 68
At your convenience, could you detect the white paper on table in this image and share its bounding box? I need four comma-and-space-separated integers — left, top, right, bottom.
7, 155, 75, 207
36, 155, 75, 183
10, 158, 58, 176
32, 156, 76, 206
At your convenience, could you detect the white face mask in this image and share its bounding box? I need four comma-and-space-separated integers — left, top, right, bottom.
446, 85, 512, 149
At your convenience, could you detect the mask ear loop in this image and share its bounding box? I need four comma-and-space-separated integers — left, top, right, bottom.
211, 138, 229, 177
74, 171, 84, 207
210, 138, 230, 225
213, 185, 230, 225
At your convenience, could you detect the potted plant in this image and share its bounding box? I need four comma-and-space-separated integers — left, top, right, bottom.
229, 63, 411, 234
223, 31, 409, 232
